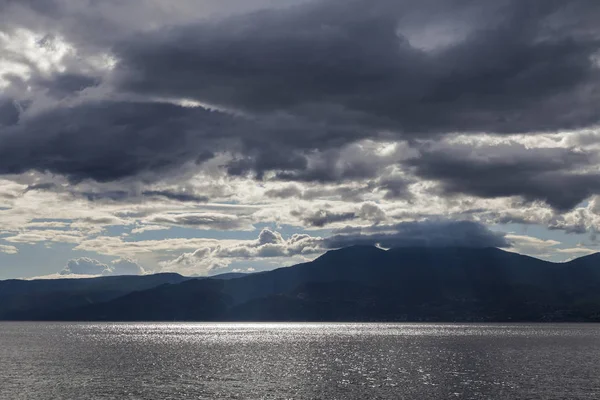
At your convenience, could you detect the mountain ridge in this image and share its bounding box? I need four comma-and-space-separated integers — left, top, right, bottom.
3, 246, 600, 322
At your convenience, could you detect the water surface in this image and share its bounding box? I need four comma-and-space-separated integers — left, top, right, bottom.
1, 323, 599, 399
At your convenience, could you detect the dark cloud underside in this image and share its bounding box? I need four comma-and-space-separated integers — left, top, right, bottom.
117, 0, 600, 135
324, 220, 510, 249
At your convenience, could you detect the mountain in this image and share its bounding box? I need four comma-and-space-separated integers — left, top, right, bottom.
207, 272, 250, 280
0, 273, 189, 320
54, 279, 232, 321
220, 246, 600, 321
4, 246, 600, 322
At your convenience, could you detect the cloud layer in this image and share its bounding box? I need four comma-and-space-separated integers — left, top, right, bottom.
1, 0, 600, 277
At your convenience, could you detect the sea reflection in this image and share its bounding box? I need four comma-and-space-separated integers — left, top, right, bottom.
1, 323, 600, 399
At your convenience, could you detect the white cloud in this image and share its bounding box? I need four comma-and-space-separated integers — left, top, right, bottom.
506, 234, 561, 248
61, 257, 110, 275
159, 228, 323, 275
26, 273, 102, 280
25, 221, 71, 229
4, 229, 84, 244
0, 244, 18, 254
131, 224, 170, 234
505, 233, 598, 261
60, 257, 145, 276
109, 258, 146, 275
71, 215, 131, 228
74, 235, 238, 257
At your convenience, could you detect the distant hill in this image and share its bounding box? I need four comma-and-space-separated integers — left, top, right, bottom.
207, 272, 249, 280
0, 273, 189, 319
4, 246, 600, 322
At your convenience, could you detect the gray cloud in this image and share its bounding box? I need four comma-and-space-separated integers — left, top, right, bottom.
264, 183, 371, 202
357, 202, 386, 222
71, 188, 208, 203
324, 220, 510, 249
264, 184, 304, 199
373, 176, 413, 200
141, 190, 209, 203
296, 209, 357, 227
116, 0, 600, 136
80, 190, 130, 202
409, 141, 600, 210
33, 72, 100, 99
2, 0, 600, 188
0, 101, 227, 182
145, 212, 253, 230
292, 201, 386, 227
0, 97, 20, 126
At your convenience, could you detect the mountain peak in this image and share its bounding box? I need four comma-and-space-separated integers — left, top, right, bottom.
315, 245, 387, 262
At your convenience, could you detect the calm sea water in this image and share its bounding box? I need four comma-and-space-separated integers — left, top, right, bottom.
1, 323, 600, 399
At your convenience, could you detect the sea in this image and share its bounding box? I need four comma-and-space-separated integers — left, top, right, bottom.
1, 323, 599, 399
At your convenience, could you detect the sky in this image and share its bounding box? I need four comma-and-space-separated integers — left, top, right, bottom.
1, 0, 600, 279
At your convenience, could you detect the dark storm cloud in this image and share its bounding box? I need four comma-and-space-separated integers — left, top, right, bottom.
0, 97, 367, 183
409, 142, 600, 210
34, 73, 100, 99
0, 101, 230, 182
324, 220, 510, 249
116, 0, 600, 135
1, 0, 600, 212
0, 98, 20, 126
